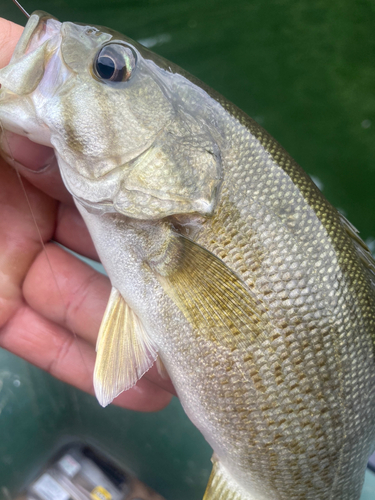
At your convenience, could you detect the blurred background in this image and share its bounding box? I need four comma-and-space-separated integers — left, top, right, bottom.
0, 0, 375, 498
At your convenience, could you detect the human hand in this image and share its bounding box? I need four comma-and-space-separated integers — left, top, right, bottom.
0, 18, 174, 411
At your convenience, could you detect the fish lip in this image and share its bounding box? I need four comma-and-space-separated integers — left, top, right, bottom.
11, 11, 61, 61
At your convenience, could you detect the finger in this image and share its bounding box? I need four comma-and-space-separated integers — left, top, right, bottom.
23, 243, 177, 395
0, 303, 173, 411
0, 158, 56, 326
23, 242, 110, 344
0, 19, 23, 68
1, 130, 74, 205
1, 130, 100, 260
56, 203, 99, 261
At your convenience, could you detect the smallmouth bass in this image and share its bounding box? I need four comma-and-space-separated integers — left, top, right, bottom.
0, 10, 375, 500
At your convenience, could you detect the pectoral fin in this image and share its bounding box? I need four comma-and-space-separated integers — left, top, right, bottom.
153, 233, 268, 345
94, 287, 157, 407
204, 458, 253, 500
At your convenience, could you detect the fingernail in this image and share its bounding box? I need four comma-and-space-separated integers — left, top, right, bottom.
1, 130, 56, 172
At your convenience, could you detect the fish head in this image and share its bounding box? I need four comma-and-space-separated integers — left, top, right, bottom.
0, 12, 223, 219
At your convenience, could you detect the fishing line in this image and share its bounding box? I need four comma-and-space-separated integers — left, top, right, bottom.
0, 124, 64, 316
7, 0, 68, 329
0, 121, 90, 378
3, 0, 93, 390
11, 0, 30, 18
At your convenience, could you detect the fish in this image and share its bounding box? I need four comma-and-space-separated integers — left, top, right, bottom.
0, 9, 375, 500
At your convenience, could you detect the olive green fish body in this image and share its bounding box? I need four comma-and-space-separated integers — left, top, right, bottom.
171, 110, 375, 498
142, 102, 375, 498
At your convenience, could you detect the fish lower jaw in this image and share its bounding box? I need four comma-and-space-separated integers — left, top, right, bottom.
74, 196, 117, 216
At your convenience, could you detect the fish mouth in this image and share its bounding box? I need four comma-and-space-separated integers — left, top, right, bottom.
0, 12, 64, 144
10, 11, 62, 63
0, 11, 62, 97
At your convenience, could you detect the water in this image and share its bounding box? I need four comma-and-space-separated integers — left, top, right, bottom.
1, 1, 375, 498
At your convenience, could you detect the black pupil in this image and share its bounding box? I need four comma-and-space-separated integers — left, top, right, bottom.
97, 55, 116, 80
95, 45, 131, 82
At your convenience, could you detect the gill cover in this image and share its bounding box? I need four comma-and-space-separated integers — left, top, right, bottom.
56, 25, 224, 220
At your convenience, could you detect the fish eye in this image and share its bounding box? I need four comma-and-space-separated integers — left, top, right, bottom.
94, 43, 136, 84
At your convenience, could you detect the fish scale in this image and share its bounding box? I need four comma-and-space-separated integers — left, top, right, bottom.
191, 104, 375, 497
